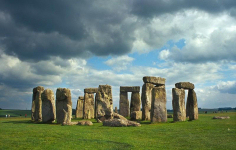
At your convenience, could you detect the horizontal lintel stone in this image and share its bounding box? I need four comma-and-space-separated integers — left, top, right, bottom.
78, 96, 84, 100
120, 86, 140, 92
143, 76, 166, 85
84, 88, 98, 93
175, 82, 195, 90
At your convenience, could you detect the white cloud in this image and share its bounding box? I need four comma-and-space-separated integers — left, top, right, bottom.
159, 49, 170, 60
104, 56, 134, 71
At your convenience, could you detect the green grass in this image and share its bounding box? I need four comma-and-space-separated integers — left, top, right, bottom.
0, 109, 31, 117
0, 112, 235, 150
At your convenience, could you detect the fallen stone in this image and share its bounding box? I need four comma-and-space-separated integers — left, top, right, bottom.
130, 111, 142, 120
172, 88, 186, 122
175, 82, 195, 90
103, 119, 141, 127
151, 87, 167, 123
84, 88, 98, 93
77, 120, 93, 126
120, 86, 140, 92
42, 89, 56, 123
213, 116, 230, 119
143, 76, 165, 85
114, 107, 118, 113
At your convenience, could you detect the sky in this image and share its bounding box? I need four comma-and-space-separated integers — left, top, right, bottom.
0, 0, 235, 110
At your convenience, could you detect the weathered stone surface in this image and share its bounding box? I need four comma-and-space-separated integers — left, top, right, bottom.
143, 76, 165, 85
120, 86, 140, 92
187, 89, 198, 120
32, 86, 44, 122
75, 96, 84, 118
119, 92, 129, 117
172, 88, 186, 122
94, 93, 98, 118
103, 119, 141, 127
130, 111, 142, 120
213, 116, 230, 119
84, 88, 98, 93
83, 93, 94, 119
96, 85, 113, 121
113, 113, 127, 120
42, 89, 56, 123
175, 82, 195, 90
151, 87, 167, 123
56, 88, 72, 124
130, 92, 141, 114
31, 100, 35, 121
114, 107, 118, 113
77, 120, 93, 126
141, 83, 155, 120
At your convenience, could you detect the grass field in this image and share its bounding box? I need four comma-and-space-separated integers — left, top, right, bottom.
0, 111, 235, 150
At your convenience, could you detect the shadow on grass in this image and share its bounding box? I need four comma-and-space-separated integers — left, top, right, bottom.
2, 120, 34, 124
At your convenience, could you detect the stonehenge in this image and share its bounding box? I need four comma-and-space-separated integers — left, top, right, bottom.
119, 86, 141, 118
75, 96, 84, 118
42, 89, 56, 123
141, 76, 166, 121
30, 76, 199, 126
172, 82, 198, 122
32, 86, 44, 122
56, 88, 72, 124
83, 88, 98, 119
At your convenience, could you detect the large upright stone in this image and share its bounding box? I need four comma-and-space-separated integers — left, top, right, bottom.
119, 92, 129, 117
151, 86, 167, 123
141, 83, 155, 120
56, 88, 72, 124
42, 89, 56, 123
96, 85, 113, 121
187, 89, 198, 120
175, 82, 194, 90
143, 76, 165, 85
130, 92, 141, 114
32, 86, 44, 122
31, 99, 35, 121
172, 88, 186, 122
75, 96, 84, 118
83, 93, 95, 119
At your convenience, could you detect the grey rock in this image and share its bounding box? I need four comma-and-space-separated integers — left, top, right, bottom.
84, 88, 98, 94
77, 120, 93, 126
141, 83, 155, 120
103, 119, 141, 127
56, 88, 72, 124
42, 89, 56, 123
213, 116, 230, 119
120, 86, 140, 92
130, 92, 141, 114
75, 96, 84, 118
187, 89, 198, 120
130, 111, 142, 120
83, 93, 95, 119
172, 88, 186, 122
114, 107, 118, 113
175, 82, 195, 90
119, 92, 129, 117
32, 86, 44, 122
151, 87, 167, 123
143, 76, 165, 85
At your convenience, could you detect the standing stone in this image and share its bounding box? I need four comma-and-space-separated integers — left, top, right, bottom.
83, 93, 95, 119
114, 107, 118, 113
31, 99, 35, 121
151, 86, 167, 123
32, 86, 44, 122
141, 83, 155, 120
119, 92, 129, 117
130, 92, 141, 114
130, 111, 142, 120
96, 85, 113, 121
75, 96, 84, 118
94, 93, 98, 118
56, 88, 72, 124
172, 88, 186, 122
187, 89, 198, 120
42, 89, 56, 123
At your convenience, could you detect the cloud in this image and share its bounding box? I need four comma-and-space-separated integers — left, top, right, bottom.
212, 81, 236, 94
104, 56, 134, 71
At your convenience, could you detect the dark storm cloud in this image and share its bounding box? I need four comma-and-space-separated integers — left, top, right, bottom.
131, 0, 236, 18
0, 0, 133, 61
